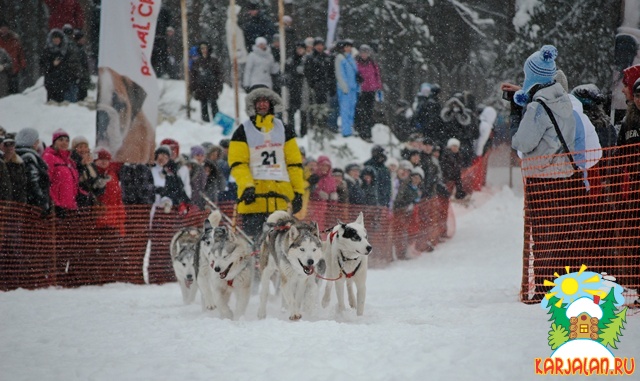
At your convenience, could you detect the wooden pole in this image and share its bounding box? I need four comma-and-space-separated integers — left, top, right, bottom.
180, 0, 191, 119
231, 0, 240, 126
278, 0, 288, 124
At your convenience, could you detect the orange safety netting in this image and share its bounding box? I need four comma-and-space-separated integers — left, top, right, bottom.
519, 144, 640, 306
0, 153, 489, 291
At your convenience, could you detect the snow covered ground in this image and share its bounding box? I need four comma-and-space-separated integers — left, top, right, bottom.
1, 79, 638, 380
1, 184, 638, 381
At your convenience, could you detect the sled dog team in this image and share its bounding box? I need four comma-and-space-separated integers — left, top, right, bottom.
170, 209, 372, 320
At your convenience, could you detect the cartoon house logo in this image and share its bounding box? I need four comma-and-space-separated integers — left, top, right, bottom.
535, 265, 635, 376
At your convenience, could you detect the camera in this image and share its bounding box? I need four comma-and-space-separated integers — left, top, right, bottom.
502, 90, 515, 101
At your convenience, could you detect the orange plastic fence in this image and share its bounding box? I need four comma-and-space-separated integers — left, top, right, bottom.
519, 144, 640, 306
0, 154, 488, 291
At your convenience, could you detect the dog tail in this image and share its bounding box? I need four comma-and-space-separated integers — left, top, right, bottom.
266, 210, 291, 225
207, 209, 222, 228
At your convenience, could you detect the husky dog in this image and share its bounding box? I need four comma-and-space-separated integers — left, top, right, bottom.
196, 210, 253, 319
195, 210, 222, 311
321, 212, 372, 316
170, 227, 202, 304
257, 211, 323, 320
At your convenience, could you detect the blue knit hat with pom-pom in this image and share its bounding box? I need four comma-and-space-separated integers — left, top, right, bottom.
514, 45, 558, 106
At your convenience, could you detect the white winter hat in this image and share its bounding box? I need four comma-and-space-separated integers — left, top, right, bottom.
255, 37, 268, 46
447, 138, 461, 148
410, 166, 424, 179
385, 157, 399, 168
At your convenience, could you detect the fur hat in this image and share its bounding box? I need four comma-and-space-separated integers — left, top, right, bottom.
154, 145, 171, 159
190, 145, 205, 157
245, 86, 284, 117
345, 163, 361, 173
95, 147, 112, 161
399, 160, 413, 171
410, 166, 424, 179
332, 168, 344, 177
305, 37, 315, 47
317, 155, 332, 167
15, 128, 39, 148
52, 128, 69, 144
571, 84, 605, 107
359, 44, 372, 53
71, 135, 89, 151
514, 45, 558, 106
255, 36, 268, 46
447, 138, 461, 148
623, 64, 640, 96
1, 132, 15, 144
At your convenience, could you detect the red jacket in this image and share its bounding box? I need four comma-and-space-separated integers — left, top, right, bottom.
44, 0, 85, 30
96, 163, 125, 236
43, 146, 79, 210
0, 31, 26, 74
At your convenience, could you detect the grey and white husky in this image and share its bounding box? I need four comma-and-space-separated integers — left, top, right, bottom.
257, 211, 324, 320
195, 209, 253, 319
170, 227, 201, 304
321, 212, 372, 316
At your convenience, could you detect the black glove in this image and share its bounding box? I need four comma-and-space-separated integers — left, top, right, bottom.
455, 188, 467, 200
240, 187, 256, 204
292, 193, 303, 214
308, 174, 320, 187
435, 182, 450, 198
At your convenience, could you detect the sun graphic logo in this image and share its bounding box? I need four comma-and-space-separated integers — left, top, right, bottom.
534, 265, 636, 376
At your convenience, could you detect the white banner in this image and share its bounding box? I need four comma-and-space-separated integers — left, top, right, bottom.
96, 0, 161, 164
326, 0, 339, 47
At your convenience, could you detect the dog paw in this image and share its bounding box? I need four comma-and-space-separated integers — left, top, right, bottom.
206, 305, 216, 310
257, 309, 266, 319
289, 314, 302, 321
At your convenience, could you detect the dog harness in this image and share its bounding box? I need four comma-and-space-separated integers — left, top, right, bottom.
327, 230, 362, 279
338, 251, 362, 278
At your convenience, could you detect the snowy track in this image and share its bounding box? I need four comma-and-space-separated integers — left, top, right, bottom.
2, 187, 638, 381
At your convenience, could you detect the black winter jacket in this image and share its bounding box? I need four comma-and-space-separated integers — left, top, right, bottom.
15, 147, 51, 213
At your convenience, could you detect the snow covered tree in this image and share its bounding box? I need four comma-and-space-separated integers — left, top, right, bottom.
548, 323, 569, 350
501, 0, 621, 91
600, 307, 628, 349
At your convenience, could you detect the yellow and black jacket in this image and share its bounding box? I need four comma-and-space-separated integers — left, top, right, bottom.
228, 87, 304, 214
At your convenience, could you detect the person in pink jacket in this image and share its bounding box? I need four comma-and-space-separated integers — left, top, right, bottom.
42, 128, 79, 217
354, 44, 383, 142
309, 155, 338, 230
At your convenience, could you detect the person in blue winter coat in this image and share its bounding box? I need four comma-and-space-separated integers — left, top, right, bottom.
334, 39, 359, 137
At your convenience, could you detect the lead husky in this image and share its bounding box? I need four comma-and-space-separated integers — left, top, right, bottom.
196, 210, 253, 319
170, 227, 202, 304
321, 212, 372, 316
257, 211, 324, 320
